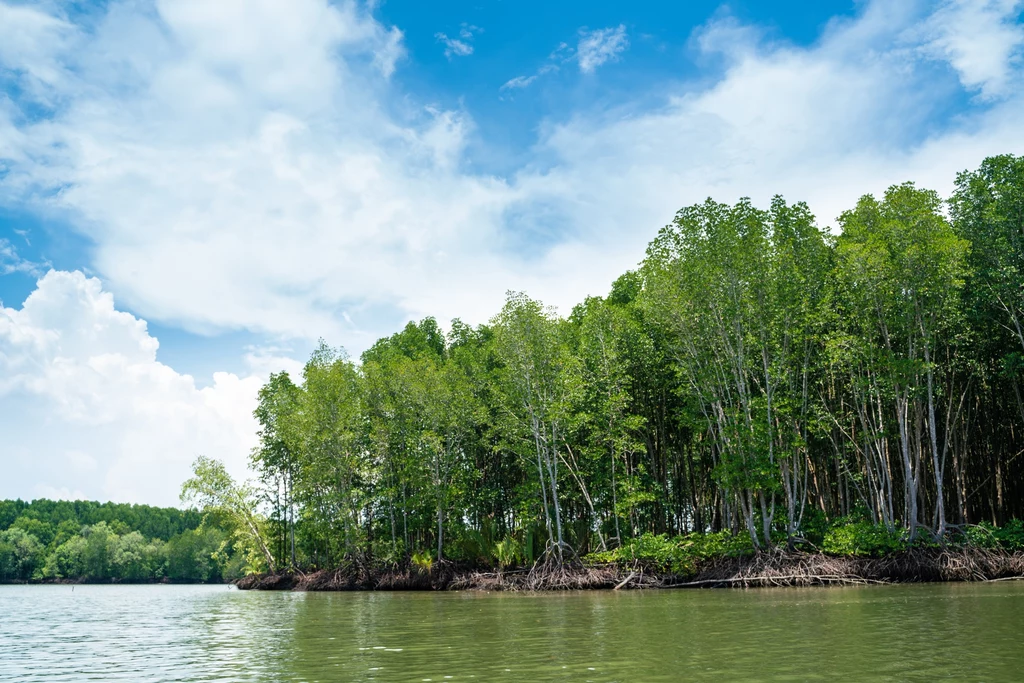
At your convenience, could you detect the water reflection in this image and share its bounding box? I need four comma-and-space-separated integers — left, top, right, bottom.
1, 583, 1023, 681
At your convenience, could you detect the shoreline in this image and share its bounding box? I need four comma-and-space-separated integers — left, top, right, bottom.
235, 547, 1024, 592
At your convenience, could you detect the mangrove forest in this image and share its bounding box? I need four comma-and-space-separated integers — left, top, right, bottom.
24, 155, 1024, 586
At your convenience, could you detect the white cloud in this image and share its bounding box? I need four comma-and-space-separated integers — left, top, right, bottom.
501, 75, 537, 91
916, 0, 1024, 99
1, 0, 520, 345
500, 60, 559, 96
374, 25, 406, 78
0, 238, 48, 277
512, 6, 1024, 261
65, 450, 98, 473
2, 1, 1022, 339
436, 32, 473, 59
244, 345, 307, 379
0, 2, 75, 93
34, 485, 89, 502
0, 270, 268, 505
576, 24, 629, 73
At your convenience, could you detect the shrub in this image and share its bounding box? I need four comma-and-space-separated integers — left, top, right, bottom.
994, 519, 1024, 551
411, 550, 434, 574
822, 519, 906, 556
963, 521, 1000, 548
493, 536, 522, 569
584, 531, 753, 577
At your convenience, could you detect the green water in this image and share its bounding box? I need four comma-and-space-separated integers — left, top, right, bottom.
2, 583, 1023, 681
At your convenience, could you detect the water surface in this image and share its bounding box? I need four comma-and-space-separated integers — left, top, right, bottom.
2, 582, 1023, 681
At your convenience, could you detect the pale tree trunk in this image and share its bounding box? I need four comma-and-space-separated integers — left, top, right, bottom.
920, 316, 946, 538
896, 394, 919, 538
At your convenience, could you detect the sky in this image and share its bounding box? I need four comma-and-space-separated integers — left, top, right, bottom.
1, 0, 1023, 507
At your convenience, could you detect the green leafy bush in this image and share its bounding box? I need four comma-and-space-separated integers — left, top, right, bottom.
411, 550, 434, 573
947, 520, 1024, 551
822, 519, 906, 556
963, 521, 1000, 548
993, 519, 1024, 550
585, 531, 753, 577
493, 536, 523, 569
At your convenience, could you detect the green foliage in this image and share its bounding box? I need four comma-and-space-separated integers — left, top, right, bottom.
10, 517, 56, 547
822, 519, 907, 556
994, 520, 1024, 550
493, 536, 523, 569
0, 527, 44, 581
965, 520, 1024, 551
111, 531, 161, 581
82, 522, 116, 579
0, 501, 241, 583
411, 550, 434, 574
42, 536, 87, 580
586, 532, 754, 577
0, 498, 202, 541
798, 507, 830, 546
166, 527, 227, 582
180, 456, 274, 573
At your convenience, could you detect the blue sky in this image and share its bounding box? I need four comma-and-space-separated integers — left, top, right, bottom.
2, 0, 1023, 506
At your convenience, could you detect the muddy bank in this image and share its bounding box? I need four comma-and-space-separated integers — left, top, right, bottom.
235, 562, 654, 592
235, 547, 1024, 592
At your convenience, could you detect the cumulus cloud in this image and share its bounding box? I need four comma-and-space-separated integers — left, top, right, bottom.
0, 0, 519, 346
576, 25, 629, 73
1, 0, 1022, 346
0, 270, 272, 505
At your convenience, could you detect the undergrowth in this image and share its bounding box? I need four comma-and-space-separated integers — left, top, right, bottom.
583, 519, 1024, 575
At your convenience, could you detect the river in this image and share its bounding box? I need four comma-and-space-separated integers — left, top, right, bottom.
2, 582, 1023, 681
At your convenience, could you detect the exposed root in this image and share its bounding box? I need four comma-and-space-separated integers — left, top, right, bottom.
235, 548, 1024, 592
667, 546, 1024, 588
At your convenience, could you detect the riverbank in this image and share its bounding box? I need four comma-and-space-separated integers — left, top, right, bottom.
235, 547, 1024, 591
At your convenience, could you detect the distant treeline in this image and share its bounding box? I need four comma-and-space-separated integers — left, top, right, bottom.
0, 499, 241, 583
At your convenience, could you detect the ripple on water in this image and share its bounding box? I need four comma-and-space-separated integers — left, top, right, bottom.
2, 583, 1024, 681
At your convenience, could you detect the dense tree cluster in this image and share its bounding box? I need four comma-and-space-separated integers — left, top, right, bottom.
230, 155, 1024, 569
0, 499, 241, 582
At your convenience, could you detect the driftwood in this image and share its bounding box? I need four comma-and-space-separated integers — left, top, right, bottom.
614, 571, 637, 590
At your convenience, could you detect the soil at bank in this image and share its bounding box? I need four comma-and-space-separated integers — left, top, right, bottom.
235, 547, 1024, 592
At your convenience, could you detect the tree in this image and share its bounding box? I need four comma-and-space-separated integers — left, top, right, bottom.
836, 183, 968, 537
0, 527, 43, 581
180, 456, 275, 573
111, 531, 158, 581
952, 155, 1024, 351
252, 371, 303, 569
492, 292, 572, 562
